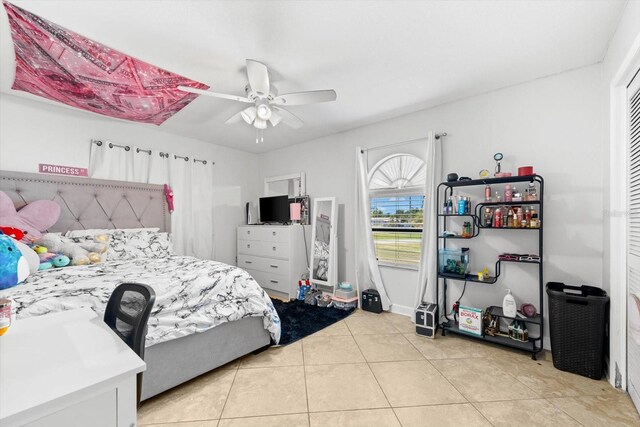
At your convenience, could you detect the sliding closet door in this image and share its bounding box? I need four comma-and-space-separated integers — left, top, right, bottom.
628, 69, 640, 412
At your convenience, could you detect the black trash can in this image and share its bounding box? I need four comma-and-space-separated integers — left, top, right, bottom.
546, 282, 609, 379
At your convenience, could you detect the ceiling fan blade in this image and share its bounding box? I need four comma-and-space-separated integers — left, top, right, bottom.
269, 110, 283, 127
246, 59, 270, 97
178, 85, 252, 103
273, 107, 303, 129
272, 89, 337, 106
224, 110, 245, 125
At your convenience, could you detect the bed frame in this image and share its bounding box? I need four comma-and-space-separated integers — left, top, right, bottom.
0, 170, 271, 401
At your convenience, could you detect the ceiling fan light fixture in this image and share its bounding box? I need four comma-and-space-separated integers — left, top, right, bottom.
253, 117, 267, 129
256, 103, 272, 121
240, 106, 257, 125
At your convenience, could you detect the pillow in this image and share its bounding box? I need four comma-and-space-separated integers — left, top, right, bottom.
107, 230, 173, 261
66, 227, 159, 238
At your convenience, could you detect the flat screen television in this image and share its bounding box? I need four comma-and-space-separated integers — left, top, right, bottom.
259, 195, 290, 223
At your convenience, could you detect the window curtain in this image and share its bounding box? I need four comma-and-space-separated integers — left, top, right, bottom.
414, 131, 442, 309
355, 146, 392, 311
89, 142, 215, 260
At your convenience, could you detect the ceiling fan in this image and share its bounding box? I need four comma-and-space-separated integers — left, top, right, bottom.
178, 59, 337, 142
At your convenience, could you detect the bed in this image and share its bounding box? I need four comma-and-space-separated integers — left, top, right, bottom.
0, 170, 276, 401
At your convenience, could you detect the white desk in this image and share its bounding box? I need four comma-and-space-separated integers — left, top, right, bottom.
0, 308, 146, 427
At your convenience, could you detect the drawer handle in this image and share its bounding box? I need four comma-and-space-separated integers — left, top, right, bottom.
270, 265, 278, 268
272, 231, 276, 236
247, 244, 251, 248
246, 230, 250, 234
270, 280, 279, 284
245, 261, 252, 264
272, 246, 276, 251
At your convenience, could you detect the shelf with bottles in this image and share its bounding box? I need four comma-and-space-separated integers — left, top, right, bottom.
439, 219, 478, 239
487, 305, 541, 325
441, 320, 542, 353
476, 203, 541, 230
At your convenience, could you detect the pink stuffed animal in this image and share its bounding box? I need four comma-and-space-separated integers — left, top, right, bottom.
0, 191, 60, 243
164, 184, 175, 213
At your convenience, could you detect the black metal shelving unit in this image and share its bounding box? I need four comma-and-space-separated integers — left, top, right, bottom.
436, 174, 544, 359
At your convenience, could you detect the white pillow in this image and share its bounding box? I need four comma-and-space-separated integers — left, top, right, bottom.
66, 227, 159, 238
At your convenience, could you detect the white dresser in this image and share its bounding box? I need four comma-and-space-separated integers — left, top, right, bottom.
0, 308, 145, 427
237, 225, 310, 300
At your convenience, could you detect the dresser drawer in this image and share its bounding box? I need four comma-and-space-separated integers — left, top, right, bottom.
237, 239, 260, 256
238, 239, 290, 259
237, 226, 263, 241
244, 268, 289, 294
261, 227, 289, 243
238, 255, 291, 276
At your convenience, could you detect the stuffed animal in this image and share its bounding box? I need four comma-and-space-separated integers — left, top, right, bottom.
0, 191, 61, 243
0, 226, 24, 241
164, 184, 175, 213
36, 250, 70, 270
0, 232, 29, 290
36, 233, 106, 266
0, 227, 40, 273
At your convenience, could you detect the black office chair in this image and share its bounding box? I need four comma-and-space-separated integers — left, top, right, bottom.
104, 283, 156, 405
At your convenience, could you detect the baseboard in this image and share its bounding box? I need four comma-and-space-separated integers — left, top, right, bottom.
390, 304, 414, 318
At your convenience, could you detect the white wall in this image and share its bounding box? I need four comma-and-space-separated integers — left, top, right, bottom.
259, 64, 605, 347
0, 93, 261, 266
602, 0, 640, 389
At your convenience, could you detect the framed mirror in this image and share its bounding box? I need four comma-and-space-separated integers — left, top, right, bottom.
309, 197, 337, 292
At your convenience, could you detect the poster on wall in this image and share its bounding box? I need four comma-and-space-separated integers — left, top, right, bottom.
3, 1, 208, 125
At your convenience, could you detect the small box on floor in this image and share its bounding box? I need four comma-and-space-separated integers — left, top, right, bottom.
458, 305, 483, 336
361, 289, 383, 313
415, 303, 438, 338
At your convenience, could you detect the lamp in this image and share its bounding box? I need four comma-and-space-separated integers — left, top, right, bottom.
290, 202, 301, 222
256, 103, 272, 121
253, 117, 267, 130
241, 106, 257, 125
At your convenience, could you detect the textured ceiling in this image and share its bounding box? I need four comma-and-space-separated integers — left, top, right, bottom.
0, 0, 627, 153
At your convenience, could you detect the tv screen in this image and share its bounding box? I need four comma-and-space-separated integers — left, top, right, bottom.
259, 195, 290, 223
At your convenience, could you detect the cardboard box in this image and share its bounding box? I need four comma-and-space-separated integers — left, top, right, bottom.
458, 306, 482, 336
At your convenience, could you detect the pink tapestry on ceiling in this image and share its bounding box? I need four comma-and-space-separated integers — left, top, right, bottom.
3, 1, 208, 125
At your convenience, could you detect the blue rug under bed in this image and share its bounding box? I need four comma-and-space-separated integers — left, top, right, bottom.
270, 298, 355, 346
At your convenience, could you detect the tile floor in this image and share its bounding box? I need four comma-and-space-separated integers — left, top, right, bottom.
138, 309, 640, 427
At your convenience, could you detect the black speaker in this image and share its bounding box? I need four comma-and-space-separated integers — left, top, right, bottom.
361, 289, 383, 313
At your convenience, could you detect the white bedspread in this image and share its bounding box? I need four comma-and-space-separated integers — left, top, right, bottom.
0, 256, 281, 346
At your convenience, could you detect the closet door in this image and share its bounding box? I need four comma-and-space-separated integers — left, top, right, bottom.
628, 69, 640, 412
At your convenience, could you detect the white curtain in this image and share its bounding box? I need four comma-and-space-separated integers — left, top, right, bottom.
414, 132, 442, 308
355, 146, 392, 311
89, 141, 215, 260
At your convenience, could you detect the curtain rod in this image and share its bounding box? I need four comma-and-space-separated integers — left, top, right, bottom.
91, 139, 215, 165
361, 133, 447, 153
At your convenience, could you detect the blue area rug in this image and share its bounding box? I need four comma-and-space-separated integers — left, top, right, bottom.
271, 298, 355, 345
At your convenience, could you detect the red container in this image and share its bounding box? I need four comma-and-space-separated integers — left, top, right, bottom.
518, 166, 534, 176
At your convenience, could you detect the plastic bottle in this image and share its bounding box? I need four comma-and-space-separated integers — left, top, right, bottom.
457, 198, 466, 215
485, 185, 492, 202
494, 208, 502, 228
504, 185, 513, 202
503, 289, 517, 318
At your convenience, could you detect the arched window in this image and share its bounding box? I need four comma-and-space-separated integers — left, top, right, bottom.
368, 153, 425, 269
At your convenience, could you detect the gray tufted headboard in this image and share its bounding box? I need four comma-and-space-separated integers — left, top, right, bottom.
0, 170, 170, 234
